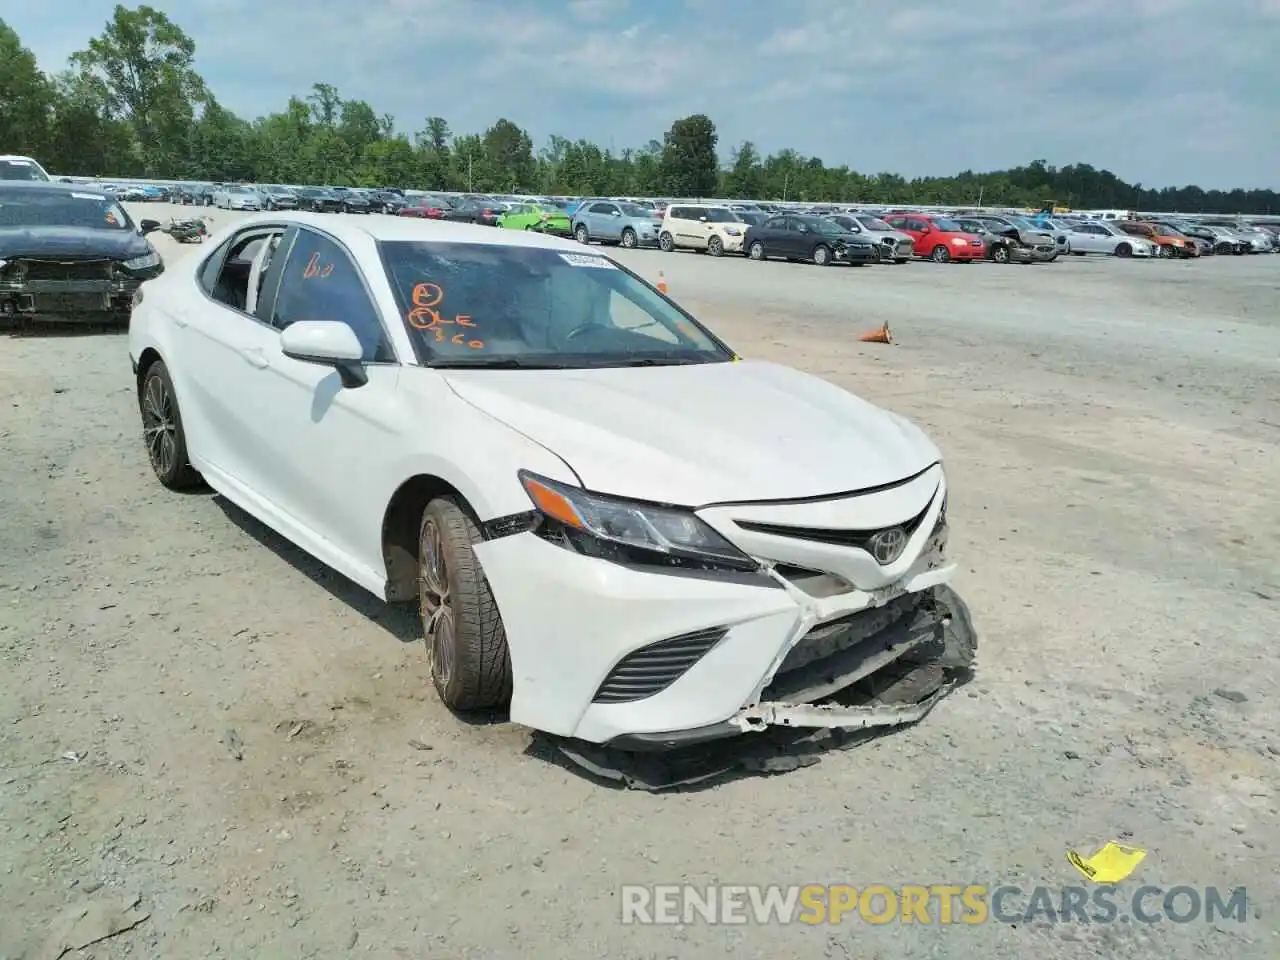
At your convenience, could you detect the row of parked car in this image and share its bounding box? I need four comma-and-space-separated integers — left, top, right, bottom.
92, 175, 1280, 265
545, 202, 1280, 266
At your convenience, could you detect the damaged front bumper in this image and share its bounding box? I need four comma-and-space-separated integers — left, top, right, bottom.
472, 464, 975, 752
0, 259, 156, 323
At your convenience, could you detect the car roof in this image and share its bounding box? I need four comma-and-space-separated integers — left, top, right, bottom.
228, 211, 585, 252
0, 180, 107, 197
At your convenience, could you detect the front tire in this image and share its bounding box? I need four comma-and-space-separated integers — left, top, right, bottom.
930, 244, 950, 263
1115, 243, 1132, 257
707, 235, 724, 257
139, 361, 202, 490
991, 245, 1011, 264
419, 497, 512, 711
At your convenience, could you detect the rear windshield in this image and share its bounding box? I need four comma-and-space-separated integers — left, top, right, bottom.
0, 189, 132, 229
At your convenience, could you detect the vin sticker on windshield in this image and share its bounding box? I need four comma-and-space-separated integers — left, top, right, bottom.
71, 192, 106, 201
558, 252, 616, 268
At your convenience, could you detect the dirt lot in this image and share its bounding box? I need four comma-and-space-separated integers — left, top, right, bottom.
1, 203, 1277, 959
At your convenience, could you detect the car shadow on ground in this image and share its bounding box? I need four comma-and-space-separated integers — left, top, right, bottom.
212, 495, 420, 645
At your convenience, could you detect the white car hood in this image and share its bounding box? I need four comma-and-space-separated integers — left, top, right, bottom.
440, 358, 940, 506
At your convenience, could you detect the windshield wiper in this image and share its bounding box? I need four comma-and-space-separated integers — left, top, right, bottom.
428, 357, 568, 369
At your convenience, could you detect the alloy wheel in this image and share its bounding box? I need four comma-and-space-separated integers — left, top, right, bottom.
419, 518, 454, 687
141, 374, 177, 477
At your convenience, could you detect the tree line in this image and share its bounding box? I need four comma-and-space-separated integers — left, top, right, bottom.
2, 5, 1276, 214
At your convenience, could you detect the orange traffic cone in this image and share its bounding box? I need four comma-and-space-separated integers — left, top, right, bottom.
859, 323, 892, 344
656, 271, 668, 295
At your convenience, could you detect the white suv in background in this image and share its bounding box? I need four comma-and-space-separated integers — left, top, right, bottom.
0, 155, 51, 181
659, 205, 749, 257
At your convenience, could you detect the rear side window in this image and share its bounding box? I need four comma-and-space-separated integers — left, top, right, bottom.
198, 239, 234, 295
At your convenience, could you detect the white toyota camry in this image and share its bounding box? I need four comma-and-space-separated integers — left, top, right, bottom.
128, 213, 975, 753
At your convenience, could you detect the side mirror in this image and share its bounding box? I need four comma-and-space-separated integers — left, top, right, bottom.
280, 321, 368, 388
139, 219, 160, 235
919, 225, 931, 234
698, 216, 708, 222
611, 209, 621, 216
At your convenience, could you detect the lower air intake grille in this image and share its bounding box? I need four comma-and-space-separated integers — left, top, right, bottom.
592, 626, 728, 703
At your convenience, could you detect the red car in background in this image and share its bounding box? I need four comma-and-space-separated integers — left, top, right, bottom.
883, 213, 986, 262
396, 194, 456, 219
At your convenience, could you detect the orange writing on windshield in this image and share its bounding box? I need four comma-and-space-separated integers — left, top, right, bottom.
302, 252, 333, 278
407, 282, 484, 349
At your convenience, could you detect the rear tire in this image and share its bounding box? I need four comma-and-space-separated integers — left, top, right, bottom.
812, 244, 831, 266
620, 227, 637, 248
658, 232, 674, 252
575, 224, 589, 244
419, 497, 512, 711
748, 240, 765, 260
139, 360, 202, 490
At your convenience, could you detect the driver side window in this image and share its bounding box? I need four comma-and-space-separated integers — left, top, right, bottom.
272, 229, 394, 363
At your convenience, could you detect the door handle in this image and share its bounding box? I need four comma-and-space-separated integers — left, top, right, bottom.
240, 347, 269, 369
174, 314, 189, 328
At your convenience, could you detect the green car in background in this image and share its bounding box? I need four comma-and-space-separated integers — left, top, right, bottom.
497, 203, 573, 236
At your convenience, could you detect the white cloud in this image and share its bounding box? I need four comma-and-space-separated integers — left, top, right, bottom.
7, 0, 1278, 188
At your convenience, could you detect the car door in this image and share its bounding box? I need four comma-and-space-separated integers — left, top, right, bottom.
591, 202, 621, 240
165, 225, 291, 496
783, 217, 814, 257
234, 226, 404, 565
751, 216, 785, 257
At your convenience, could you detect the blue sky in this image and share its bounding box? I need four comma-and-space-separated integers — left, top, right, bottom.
10, 0, 1279, 189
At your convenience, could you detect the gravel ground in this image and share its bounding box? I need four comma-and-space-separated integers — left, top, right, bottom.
1, 204, 1277, 959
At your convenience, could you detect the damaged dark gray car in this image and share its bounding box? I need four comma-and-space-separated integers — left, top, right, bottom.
0, 181, 164, 325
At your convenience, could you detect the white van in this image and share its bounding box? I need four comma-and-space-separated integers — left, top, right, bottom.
0, 155, 51, 181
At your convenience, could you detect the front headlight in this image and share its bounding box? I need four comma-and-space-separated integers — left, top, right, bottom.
723, 227, 742, 236
950, 237, 967, 246
123, 250, 161, 270
519, 471, 758, 572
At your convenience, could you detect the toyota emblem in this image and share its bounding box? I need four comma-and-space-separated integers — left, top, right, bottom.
869, 527, 907, 564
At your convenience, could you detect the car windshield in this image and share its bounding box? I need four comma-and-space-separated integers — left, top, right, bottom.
378, 241, 734, 368
0, 188, 132, 230
0, 160, 48, 181
1156, 224, 1185, 237
858, 216, 894, 230
617, 203, 651, 217
705, 208, 739, 223
932, 218, 965, 232
1008, 217, 1038, 230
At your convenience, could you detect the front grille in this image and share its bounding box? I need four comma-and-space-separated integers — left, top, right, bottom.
18, 260, 113, 282
735, 501, 932, 553
592, 626, 728, 703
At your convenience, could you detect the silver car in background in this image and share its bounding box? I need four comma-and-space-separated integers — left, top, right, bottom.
211, 185, 263, 211
847, 213, 916, 263
1062, 220, 1155, 256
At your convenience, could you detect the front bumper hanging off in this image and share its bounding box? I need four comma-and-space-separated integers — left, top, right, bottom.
472, 464, 977, 786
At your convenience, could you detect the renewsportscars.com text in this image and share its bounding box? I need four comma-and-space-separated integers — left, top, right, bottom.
620, 884, 1249, 926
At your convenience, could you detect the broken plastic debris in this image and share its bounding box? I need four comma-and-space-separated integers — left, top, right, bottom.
1067, 841, 1147, 884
